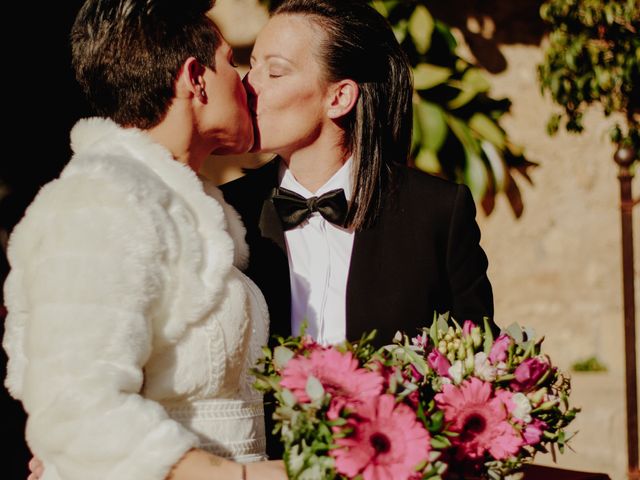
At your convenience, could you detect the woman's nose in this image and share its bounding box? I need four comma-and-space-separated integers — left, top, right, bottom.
242, 70, 256, 93
242, 71, 257, 109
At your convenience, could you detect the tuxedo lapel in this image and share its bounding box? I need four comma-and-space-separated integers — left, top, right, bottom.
250, 159, 291, 340
345, 224, 385, 342
258, 196, 287, 254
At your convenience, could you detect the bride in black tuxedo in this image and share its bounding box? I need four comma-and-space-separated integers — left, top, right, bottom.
222, 0, 497, 350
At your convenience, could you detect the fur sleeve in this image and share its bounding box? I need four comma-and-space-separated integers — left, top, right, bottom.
3, 175, 198, 480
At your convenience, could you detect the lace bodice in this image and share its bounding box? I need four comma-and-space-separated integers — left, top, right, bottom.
150, 269, 270, 462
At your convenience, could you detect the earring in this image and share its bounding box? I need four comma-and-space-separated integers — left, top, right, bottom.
198, 86, 207, 100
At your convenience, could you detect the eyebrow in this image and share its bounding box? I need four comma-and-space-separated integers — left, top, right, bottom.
250, 54, 295, 65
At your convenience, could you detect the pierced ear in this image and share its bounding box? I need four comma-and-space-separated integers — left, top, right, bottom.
176, 57, 207, 100
327, 79, 359, 119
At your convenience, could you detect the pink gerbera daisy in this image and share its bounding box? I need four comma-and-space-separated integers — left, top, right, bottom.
279, 348, 383, 404
331, 394, 431, 480
435, 377, 523, 461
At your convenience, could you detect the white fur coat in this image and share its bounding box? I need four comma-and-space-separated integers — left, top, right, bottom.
3, 118, 269, 480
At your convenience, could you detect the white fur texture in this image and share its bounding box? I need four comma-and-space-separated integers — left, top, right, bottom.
3, 118, 269, 480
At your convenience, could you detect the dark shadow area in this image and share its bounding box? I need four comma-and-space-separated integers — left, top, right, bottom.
425, 0, 547, 73
2, 2, 90, 478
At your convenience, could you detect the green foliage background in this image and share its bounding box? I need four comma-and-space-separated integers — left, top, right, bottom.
538, 0, 640, 157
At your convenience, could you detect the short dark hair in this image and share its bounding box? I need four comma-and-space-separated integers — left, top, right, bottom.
273, 0, 413, 230
71, 0, 221, 129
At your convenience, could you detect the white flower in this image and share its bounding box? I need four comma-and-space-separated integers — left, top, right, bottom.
412, 332, 429, 349
473, 352, 497, 382
511, 392, 533, 423
448, 360, 464, 384
495, 361, 509, 376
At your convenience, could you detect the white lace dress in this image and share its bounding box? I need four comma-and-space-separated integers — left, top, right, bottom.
153, 270, 270, 462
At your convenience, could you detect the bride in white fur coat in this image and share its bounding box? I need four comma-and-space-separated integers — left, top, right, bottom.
2, 1, 285, 479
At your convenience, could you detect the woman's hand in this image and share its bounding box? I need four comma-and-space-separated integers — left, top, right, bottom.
246, 460, 287, 480
27, 456, 44, 480
167, 450, 286, 480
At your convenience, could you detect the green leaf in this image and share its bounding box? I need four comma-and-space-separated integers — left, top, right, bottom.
411, 104, 422, 154
464, 152, 489, 201
413, 64, 452, 90
274, 346, 295, 370
446, 114, 481, 155
281, 389, 297, 407
480, 140, 507, 192
430, 435, 452, 449
429, 318, 439, 346
429, 410, 444, 431
415, 149, 440, 173
469, 113, 506, 149
462, 68, 491, 92
306, 375, 325, 402
415, 100, 448, 151
370, 0, 389, 17
448, 69, 491, 109
402, 346, 428, 374
392, 19, 408, 44
437, 315, 449, 334
483, 317, 495, 354
434, 19, 458, 51
408, 5, 434, 54
447, 89, 478, 110
505, 323, 524, 344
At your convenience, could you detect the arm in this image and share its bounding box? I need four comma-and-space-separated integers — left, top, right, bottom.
6, 176, 197, 480
10, 175, 288, 480
168, 450, 285, 480
28, 450, 286, 480
445, 184, 497, 331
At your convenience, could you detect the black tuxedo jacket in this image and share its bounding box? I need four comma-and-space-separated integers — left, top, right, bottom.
220, 159, 495, 458
220, 159, 495, 346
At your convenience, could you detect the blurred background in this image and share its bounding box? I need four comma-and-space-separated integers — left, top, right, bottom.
1, 0, 638, 479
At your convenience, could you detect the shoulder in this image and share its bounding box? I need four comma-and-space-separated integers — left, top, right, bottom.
392, 165, 469, 217
220, 158, 279, 198
219, 158, 280, 224
7, 155, 167, 266
396, 165, 462, 199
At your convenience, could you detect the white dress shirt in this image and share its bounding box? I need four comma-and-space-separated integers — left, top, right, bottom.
279, 160, 355, 345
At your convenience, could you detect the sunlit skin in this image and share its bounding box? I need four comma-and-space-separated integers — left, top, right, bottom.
147, 40, 253, 173
245, 14, 359, 193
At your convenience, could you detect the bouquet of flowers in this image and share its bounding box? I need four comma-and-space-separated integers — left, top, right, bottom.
253, 314, 579, 480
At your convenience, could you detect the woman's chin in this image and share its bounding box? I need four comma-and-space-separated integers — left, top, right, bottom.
211, 142, 252, 156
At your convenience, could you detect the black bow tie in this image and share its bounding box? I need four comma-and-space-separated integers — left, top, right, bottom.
271, 187, 348, 230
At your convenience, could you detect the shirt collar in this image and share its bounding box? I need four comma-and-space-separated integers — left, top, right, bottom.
279, 156, 354, 201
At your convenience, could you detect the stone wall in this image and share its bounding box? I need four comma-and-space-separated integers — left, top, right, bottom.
207, 1, 640, 478
478, 43, 639, 480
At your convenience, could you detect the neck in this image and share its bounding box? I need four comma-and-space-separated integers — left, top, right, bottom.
281, 135, 350, 193
145, 99, 208, 173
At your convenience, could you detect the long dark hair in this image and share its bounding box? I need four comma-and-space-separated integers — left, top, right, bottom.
273, 0, 413, 230
71, 0, 221, 129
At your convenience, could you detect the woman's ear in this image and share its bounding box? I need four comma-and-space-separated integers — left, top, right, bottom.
176, 57, 207, 101
326, 79, 359, 119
